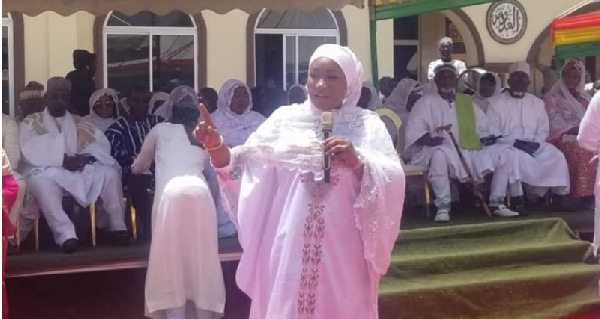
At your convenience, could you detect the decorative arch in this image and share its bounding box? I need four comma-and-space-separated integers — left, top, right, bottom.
446, 9, 485, 66
246, 8, 348, 87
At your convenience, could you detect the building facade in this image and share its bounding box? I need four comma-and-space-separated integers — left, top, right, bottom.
3, 0, 599, 116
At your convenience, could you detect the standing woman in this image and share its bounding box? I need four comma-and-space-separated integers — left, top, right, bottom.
211, 79, 265, 147
544, 59, 595, 206
577, 91, 600, 256
3, 149, 18, 318
195, 44, 405, 319
132, 86, 225, 319
84, 88, 120, 131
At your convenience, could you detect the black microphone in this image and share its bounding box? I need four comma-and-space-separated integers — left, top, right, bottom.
321, 112, 333, 183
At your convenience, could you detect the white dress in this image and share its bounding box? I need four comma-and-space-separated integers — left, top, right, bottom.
132, 123, 225, 319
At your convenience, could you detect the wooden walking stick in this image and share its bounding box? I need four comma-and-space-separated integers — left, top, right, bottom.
435, 124, 492, 218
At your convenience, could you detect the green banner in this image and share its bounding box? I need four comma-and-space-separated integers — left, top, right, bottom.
375, 0, 501, 20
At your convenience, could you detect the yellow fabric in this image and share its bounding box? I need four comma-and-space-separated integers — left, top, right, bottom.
554, 26, 600, 46
376, 108, 403, 130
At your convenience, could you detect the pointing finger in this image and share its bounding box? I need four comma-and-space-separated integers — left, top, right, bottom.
198, 103, 216, 128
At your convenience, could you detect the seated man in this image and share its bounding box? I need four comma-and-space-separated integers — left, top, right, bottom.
20, 77, 130, 253
105, 85, 162, 241
487, 62, 574, 211
405, 64, 519, 222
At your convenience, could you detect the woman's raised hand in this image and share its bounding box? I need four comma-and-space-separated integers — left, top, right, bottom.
194, 103, 222, 149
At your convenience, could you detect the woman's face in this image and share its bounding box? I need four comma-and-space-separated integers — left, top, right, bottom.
479, 78, 496, 98
93, 94, 115, 119
307, 57, 347, 111
230, 86, 250, 115
562, 67, 581, 91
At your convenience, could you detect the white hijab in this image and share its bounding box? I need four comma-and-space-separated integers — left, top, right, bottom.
362, 81, 382, 110
383, 78, 422, 114
212, 79, 265, 147
84, 88, 119, 131
149, 92, 170, 115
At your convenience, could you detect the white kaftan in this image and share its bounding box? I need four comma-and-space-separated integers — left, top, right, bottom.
19, 109, 127, 244
487, 92, 570, 193
215, 103, 405, 319
577, 92, 600, 255
405, 93, 516, 208
131, 123, 225, 319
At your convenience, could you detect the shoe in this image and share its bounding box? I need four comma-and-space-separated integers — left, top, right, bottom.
492, 205, 520, 217
111, 230, 132, 246
60, 238, 80, 254
552, 195, 578, 212
509, 197, 530, 216
434, 210, 450, 222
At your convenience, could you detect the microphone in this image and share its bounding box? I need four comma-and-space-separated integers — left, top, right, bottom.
321, 112, 333, 183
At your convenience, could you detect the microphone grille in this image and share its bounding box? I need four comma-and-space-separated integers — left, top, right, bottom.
321, 112, 333, 130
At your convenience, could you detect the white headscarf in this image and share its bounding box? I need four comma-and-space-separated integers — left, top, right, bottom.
156, 86, 196, 121
149, 92, 170, 115
211, 79, 266, 147
544, 58, 592, 139
308, 44, 364, 109
84, 88, 119, 131
383, 78, 422, 114
361, 81, 382, 110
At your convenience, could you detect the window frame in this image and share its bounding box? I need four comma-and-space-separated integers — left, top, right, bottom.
393, 15, 421, 81
102, 11, 199, 92
253, 9, 341, 89
3, 14, 15, 116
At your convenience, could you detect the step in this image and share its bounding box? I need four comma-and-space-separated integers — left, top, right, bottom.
387, 241, 595, 279
395, 218, 578, 252
379, 263, 600, 319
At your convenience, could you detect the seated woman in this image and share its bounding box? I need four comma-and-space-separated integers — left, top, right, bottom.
544, 58, 595, 208
131, 86, 225, 319
84, 88, 120, 131
212, 79, 266, 147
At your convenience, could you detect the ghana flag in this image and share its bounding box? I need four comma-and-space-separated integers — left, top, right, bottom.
553, 11, 600, 59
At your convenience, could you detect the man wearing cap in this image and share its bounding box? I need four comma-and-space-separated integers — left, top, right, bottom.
19, 77, 131, 253
427, 37, 467, 81
406, 63, 520, 222
18, 89, 45, 121
487, 62, 574, 212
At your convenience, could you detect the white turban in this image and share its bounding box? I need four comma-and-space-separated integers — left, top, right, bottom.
509, 61, 531, 76
309, 44, 364, 109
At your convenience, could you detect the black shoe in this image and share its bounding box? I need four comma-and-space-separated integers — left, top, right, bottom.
60, 238, 80, 254
510, 197, 530, 216
111, 230, 132, 246
552, 195, 578, 212
6, 241, 18, 256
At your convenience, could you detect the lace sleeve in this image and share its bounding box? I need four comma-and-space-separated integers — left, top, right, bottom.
214, 147, 245, 228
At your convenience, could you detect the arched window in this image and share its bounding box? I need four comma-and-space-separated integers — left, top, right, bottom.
3, 13, 14, 115
103, 11, 199, 93
254, 9, 341, 89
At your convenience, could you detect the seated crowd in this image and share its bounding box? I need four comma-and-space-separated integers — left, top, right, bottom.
1, 42, 596, 255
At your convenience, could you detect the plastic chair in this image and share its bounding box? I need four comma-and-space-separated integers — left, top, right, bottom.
376, 108, 432, 218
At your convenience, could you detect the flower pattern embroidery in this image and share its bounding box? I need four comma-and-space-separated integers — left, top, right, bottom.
297, 173, 337, 319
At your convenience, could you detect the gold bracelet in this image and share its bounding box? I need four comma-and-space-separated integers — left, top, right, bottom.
205, 136, 224, 151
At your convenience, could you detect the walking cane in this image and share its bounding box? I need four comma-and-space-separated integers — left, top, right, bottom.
435, 124, 492, 218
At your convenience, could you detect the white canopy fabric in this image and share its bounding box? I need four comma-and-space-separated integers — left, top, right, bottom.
3, 0, 363, 16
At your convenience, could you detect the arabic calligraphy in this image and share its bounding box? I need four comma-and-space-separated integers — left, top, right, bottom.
486, 1, 528, 44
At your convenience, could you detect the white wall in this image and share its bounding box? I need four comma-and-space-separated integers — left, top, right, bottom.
23, 11, 94, 84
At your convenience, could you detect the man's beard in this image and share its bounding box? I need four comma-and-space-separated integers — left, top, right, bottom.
510, 90, 525, 98
439, 87, 455, 94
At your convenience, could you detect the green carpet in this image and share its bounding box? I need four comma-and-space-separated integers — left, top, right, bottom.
379, 218, 600, 319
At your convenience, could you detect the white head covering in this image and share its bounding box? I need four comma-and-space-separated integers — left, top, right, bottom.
439, 37, 453, 48
509, 61, 531, 76
217, 79, 254, 116
308, 44, 364, 109
383, 78, 422, 114
212, 79, 265, 147
361, 81, 382, 110
158, 86, 196, 121
84, 88, 119, 131
149, 92, 170, 115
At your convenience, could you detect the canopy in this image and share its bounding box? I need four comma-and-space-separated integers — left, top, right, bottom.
552, 11, 600, 59
2, 0, 363, 16
373, 0, 501, 20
